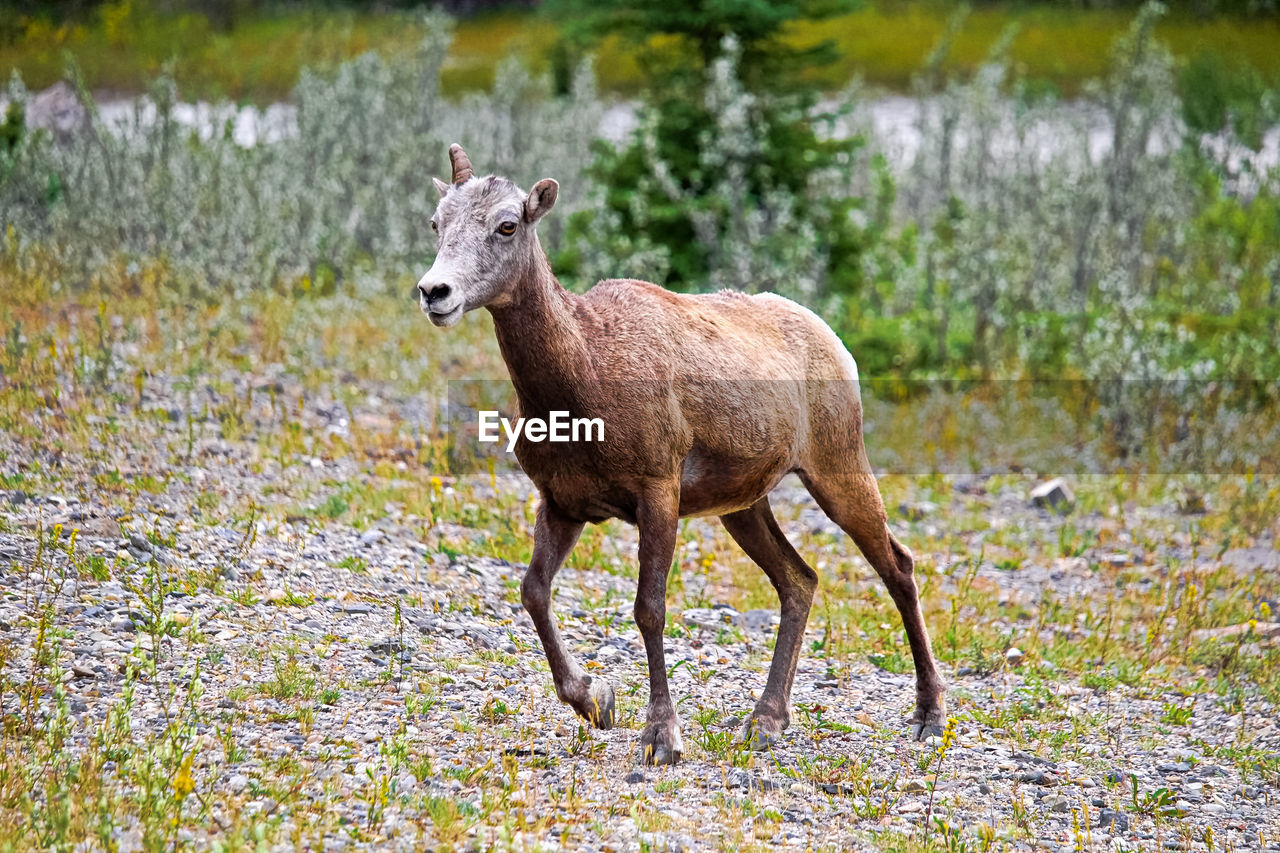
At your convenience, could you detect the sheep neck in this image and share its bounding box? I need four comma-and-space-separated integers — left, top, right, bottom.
488, 251, 593, 414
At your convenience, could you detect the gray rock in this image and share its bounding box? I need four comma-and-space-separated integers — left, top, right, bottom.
741, 609, 777, 632
1097, 808, 1129, 832
593, 644, 621, 660
336, 602, 374, 615
638, 833, 685, 853
369, 638, 415, 654
1017, 770, 1055, 786
625, 770, 644, 784
1030, 478, 1074, 511
1013, 751, 1056, 768
682, 607, 742, 631
726, 770, 778, 792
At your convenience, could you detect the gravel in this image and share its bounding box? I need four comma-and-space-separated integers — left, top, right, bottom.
1, 374, 1276, 851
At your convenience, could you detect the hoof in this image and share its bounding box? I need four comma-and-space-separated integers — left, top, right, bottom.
909, 721, 946, 741
572, 678, 616, 730
638, 720, 683, 766
740, 716, 785, 751
908, 703, 947, 741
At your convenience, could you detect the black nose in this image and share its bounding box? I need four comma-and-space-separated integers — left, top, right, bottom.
418, 282, 451, 303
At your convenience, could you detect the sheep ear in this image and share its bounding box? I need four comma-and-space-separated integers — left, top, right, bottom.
432, 177, 450, 198
524, 179, 558, 223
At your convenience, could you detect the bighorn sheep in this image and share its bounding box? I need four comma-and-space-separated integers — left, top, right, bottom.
416, 144, 945, 765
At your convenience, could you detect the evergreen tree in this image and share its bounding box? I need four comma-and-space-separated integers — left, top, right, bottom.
547, 0, 871, 293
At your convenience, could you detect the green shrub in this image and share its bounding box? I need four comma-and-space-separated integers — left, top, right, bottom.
1, 2, 1278, 393
1180, 48, 1278, 149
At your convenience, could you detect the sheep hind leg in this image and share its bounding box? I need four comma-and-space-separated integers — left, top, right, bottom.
797, 465, 947, 740
521, 502, 615, 729
720, 499, 817, 750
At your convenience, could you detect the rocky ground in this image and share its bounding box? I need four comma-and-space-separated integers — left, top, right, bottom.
0, 285, 1276, 851
2, 366, 1279, 852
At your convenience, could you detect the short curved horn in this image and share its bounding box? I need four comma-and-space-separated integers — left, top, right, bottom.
449, 143, 473, 184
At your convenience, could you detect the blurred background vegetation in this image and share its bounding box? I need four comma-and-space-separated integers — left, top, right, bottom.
2, 0, 1279, 405
2, 0, 1279, 99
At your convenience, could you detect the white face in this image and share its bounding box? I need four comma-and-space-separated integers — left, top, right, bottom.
416, 170, 558, 327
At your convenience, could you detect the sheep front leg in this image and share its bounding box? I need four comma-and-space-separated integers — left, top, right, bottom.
521, 502, 616, 729
633, 484, 683, 765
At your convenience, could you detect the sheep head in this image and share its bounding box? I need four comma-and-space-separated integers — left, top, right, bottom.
416, 144, 558, 327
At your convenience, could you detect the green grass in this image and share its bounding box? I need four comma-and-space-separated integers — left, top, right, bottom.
791, 2, 1280, 96
0, 4, 557, 102
3, 1, 1279, 102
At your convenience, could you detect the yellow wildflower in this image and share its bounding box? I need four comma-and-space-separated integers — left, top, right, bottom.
173, 753, 195, 799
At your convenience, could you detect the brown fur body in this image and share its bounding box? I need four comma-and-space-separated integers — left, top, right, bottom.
498, 278, 855, 523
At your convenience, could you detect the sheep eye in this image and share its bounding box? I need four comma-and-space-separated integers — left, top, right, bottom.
497, 221, 517, 236
430, 220, 438, 233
